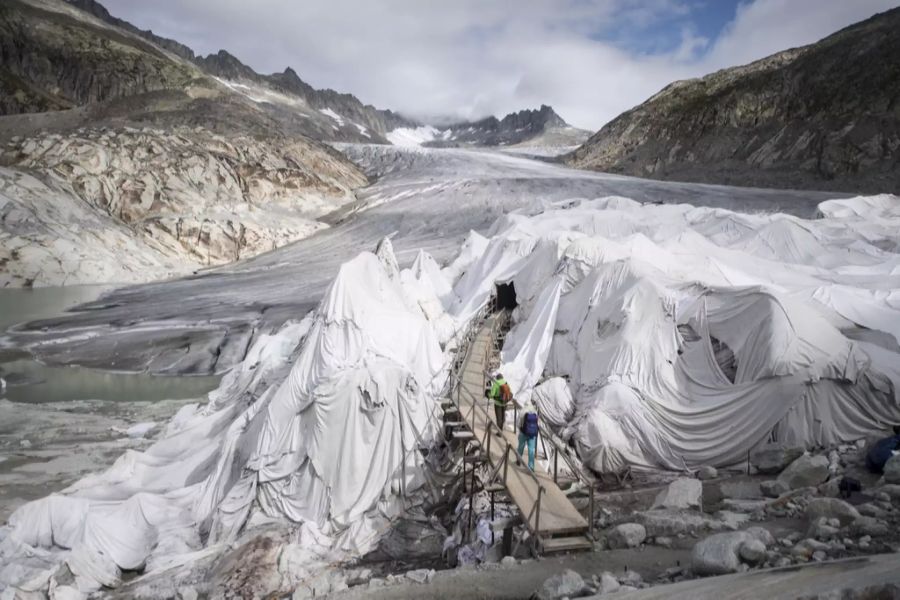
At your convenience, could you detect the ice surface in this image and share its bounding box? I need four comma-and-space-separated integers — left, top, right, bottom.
9, 146, 846, 376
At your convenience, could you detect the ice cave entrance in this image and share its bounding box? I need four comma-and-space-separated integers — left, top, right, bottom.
494, 281, 518, 311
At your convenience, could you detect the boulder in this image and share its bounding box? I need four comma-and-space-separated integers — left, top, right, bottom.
720, 480, 762, 499
692, 532, 750, 575
738, 539, 766, 565
848, 516, 889, 537
750, 443, 804, 474
597, 572, 620, 594
777, 453, 830, 489
884, 454, 900, 484
534, 569, 586, 600
652, 478, 702, 510
633, 509, 721, 537
806, 497, 860, 526
691, 528, 772, 575
607, 523, 647, 549
760, 480, 790, 498
791, 538, 829, 559
405, 569, 435, 584
807, 517, 840, 540
697, 466, 718, 480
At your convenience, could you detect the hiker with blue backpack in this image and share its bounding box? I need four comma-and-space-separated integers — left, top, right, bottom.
517, 401, 539, 471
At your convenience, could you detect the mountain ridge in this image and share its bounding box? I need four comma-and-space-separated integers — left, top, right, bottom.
567, 7, 900, 193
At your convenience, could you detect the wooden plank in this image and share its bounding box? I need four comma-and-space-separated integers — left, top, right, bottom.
541, 536, 594, 553
454, 317, 588, 537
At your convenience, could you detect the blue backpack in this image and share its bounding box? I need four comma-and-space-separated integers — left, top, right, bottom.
522, 412, 539, 438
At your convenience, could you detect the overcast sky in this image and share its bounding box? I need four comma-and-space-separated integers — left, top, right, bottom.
103, 0, 899, 130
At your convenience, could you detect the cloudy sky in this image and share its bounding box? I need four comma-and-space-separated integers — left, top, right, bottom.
104, 0, 899, 130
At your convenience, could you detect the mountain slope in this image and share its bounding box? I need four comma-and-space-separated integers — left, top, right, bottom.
568, 8, 900, 193
0, 0, 367, 287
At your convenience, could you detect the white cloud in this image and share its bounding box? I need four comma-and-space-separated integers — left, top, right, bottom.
103, 0, 899, 130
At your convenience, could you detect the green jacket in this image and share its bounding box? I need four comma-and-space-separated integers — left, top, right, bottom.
489, 377, 508, 406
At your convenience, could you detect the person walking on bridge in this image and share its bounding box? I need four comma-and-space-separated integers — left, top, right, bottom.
488, 372, 512, 428
517, 401, 539, 471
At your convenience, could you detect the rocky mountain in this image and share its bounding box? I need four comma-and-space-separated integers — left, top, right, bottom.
0, 0, 367, 287
388, 105, 591, 148
568, 8, 900, 193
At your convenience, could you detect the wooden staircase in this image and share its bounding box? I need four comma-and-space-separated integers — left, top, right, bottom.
446, 311, 594, 555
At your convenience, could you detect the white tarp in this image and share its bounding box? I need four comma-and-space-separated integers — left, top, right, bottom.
2, 240, 451, 594
454, 194, 900, 472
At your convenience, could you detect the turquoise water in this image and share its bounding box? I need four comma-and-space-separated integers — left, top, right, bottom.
0, 286, 221, 404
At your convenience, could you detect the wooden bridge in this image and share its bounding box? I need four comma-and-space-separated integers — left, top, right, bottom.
444, 311, 594, 554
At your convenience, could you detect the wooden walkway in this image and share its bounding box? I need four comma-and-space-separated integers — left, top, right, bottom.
450, 313, 592, 553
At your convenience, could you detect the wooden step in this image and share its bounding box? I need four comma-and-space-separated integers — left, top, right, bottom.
444, 421, 467, 428
483, 483, 505, 493
540, 535, 594, 553
452, 431, 475, 440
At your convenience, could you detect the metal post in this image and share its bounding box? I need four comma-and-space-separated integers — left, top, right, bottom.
503, 446, 509, 485
534, 487, 543, 542
589, 486, 595, 543
467, 461, 474, 539
553, 449, 558, 484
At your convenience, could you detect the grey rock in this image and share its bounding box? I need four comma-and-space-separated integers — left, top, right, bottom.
404, 569, 435, 584
500, 556, 517, 567
849, 516, 889, 537
720, 480, 762, 499
692, 530, 772, 576
777, 453, 830, 489
534, 569, 586, 600
760, 480, 791, 498
597, 572, 620, 594
739, 539, 767, 565
607, 523, 647, 549
806, 497, 861, 526
884, 454, 900, 484
751, 443, 807, 474
696, 466, 718, 480
857, 503, 889, 519
812, 550, 827, 562
652, 477, 703, 510
791, 538, 830, 559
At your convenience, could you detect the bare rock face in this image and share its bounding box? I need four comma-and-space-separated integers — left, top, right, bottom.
568, 7, 900, 193
0, 126, 366, 286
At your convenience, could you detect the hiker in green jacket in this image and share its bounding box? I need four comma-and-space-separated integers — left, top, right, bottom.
488, 372, 512, 429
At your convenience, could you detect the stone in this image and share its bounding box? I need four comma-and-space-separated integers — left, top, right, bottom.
806, 497, 861, 526
652, 478, 703, 510
717, 511, 751, 531
812, 550, 827, 562
404, 569, 435, 584
632, 509, 721, 537
500, 556, 517, 567
760, 480, 791, 498
884, 454, 900, 484
739, 539, 767, 565
750, 443, 805, 474
655, 536, 673, 548
697, 466, 718, 480
619, 571, 643, 587
807, 517, 840, 540
774, 557, 792, 568
597, 572, 620, 594
777, 453, 830, 489
607, 523, 647, 549
791, 538, 830, 559
720, 480, 762, 499
722, 499, 768, 513
849, 516, 889, 537
534, 569, 586, 600
878, 484, 900, 500
691, 530, 770, 576
858, 503, 889, 519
